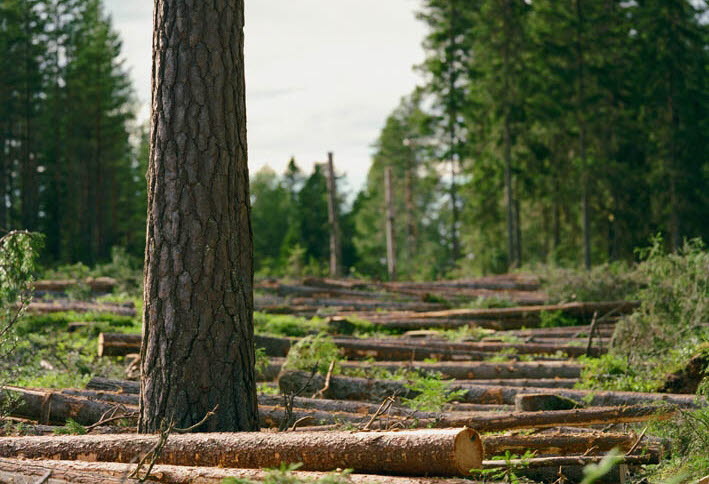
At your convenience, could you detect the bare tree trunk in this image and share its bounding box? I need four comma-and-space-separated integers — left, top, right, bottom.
576, 0, 592, 270
139, 0, 258, 433
326, 152, 342, 277
385, 166, 397, 280
404, 153, 417, 258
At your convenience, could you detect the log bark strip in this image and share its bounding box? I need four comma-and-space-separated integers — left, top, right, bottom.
0, 429, 484, 476
101, 332, 582, 361
483, 431, 657, 456
359, 361, 583, 380
0, 458, 475, 484
0, 386, 132, 426
278, 371, 705, 408
372, 301, 638, 330
438, 405, 677, 432
27, 302, 136, 317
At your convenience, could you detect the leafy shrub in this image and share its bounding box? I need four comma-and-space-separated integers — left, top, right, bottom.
254, 312, 326, 338
538, 261, 642, 303
539, 309, 579, 328
613, 237, 708, 362
282, 333, 341, 374
402, 374, 467, 412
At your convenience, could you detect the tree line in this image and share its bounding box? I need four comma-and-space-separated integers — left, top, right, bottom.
0, 0, 145, 265
2, 0, 706, 278
254, 0, 707, 279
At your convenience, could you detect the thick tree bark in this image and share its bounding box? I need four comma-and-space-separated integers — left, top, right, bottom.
140, 0, 258, 432
0, 458, 475, 484
0, 429, 483, 476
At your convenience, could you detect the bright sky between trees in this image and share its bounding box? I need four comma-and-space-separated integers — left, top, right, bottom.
105, 0, 427, 192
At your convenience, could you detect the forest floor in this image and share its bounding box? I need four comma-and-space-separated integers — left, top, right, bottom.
0, 255, 707, 483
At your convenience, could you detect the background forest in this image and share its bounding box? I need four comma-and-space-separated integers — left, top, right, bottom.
1, 0, 707, 279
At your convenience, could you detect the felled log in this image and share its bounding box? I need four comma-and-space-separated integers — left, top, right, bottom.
59, 389, 139, 406
371, 301, 639, 331
514, 393, 580, 412
481, 454, 657, 484
28, 302, 136, 317
483, 453, 659, 469
32, 277, 117, 293
438, 405, 676, 432
86, 377, 140, 394
484, 430, 658, 456
0, 429, 484, 476
0, 386, 133, 426
278, 371, 705, 408
97, 332, 141, 357
0, 458, 475, 484
503, 324, 616, 338
355, 361, 583, 380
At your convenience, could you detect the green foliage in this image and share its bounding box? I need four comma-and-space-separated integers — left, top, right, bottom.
576, 354, 659, 393
53, 418, 87, 435
538, 262, 643, 303
642, 406, 709, 482
437, 326, 496, 342
470, 450, 536, 483
222, 463, 352, 484
254, 312, 327, 338
254, 347, 269, 378
401, 374, 467, 412
282, 333, 342, 375
1, 231, 44, 410
614, 237, 708, 362
579, 449, 624, 484
539, 310, 579, 328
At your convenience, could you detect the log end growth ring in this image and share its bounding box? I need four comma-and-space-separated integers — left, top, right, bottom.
455, 427, 484, 474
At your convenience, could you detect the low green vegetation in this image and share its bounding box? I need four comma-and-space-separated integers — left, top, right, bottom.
401, 375, 467, 413
282, 333, 341, 375
570, 238, 709, 482
222, 463, 352, 484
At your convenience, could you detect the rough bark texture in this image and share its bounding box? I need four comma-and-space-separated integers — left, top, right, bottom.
140, 0, 258, 432
0, 429, 483, 476
0, 458, 474, 484
0, 386, 131, 426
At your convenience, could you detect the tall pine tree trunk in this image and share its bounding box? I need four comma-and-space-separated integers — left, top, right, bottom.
139, 0, 259, 433
576, 0, 591, 270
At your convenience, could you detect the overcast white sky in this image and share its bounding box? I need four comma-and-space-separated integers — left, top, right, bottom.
104, 0, 427, 193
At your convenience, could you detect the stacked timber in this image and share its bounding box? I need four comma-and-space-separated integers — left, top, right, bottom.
98, 332, 599, 360
278, 370, 705, 408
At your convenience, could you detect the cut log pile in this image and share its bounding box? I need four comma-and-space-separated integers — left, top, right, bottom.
6, 274, 703, 483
